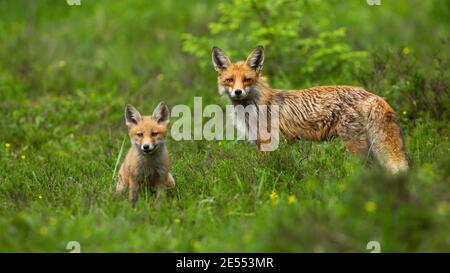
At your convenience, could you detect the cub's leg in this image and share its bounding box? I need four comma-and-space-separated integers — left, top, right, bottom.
115, 172, 128, 193
129, 177, 139, 206
165, 173, 176, 188
155, 173, 176, 199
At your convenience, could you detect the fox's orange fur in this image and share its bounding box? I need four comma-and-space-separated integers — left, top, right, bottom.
116, 102, 175, 205
212, 46, 409, 173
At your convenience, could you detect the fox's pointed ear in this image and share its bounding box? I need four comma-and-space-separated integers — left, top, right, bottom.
152, 101, 170, 125
246, 45, 264, 72
212, 46, 231, 72
125, 104, 141, 127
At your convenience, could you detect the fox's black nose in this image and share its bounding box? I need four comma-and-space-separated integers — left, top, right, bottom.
142, 144, 150, 150
234, 89, 243, 96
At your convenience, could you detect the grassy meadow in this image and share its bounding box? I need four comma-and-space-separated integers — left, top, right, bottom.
0, 0, 449, 252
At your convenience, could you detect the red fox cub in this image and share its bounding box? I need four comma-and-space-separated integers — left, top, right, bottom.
212, 45, 409, 173
116, 102, 175, 205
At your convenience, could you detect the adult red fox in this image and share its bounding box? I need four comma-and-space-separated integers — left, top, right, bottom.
212, 45, 409, 173
116, 102, 175, 205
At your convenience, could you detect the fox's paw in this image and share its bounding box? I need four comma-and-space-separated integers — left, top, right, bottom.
115, 182, 128, 193
130, 195, 138, 206
165, 173, 176, 188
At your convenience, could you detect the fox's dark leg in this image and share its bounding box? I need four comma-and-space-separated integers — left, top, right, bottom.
342, 134, 373, 166
257, 138, 272, 155
129, 178, 139, 206
342, 133, 369, 157
337, 110, 373, 165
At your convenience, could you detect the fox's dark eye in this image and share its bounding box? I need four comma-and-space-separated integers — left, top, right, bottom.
225, 78, 234, 83
151, 131, 159, 137
136, 132, 144, 137
243, 78, 252, 83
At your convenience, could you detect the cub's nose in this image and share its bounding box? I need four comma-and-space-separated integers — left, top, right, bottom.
234, 89, 243, 96
142, 144, 150, 151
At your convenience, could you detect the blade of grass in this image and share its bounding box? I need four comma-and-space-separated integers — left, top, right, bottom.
112, 137, 126, 179
256, 170, 266, 199
235, 173, 243, 192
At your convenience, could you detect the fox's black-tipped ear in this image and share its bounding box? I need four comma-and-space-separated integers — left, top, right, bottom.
125, 104, 141, 126
212, 46, 231, 72
152, 101, 170, 125
246, 45, 264, 72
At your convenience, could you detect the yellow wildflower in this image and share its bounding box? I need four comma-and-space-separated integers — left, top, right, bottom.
58, 60, 66, 68
288, 195, 297, 204
436, 201, 448, 216
39, 226, 48, 236
365, 201, 377, 213
48, 217, 57, 226
157, 73, 165, 81
269, 191, 278, 204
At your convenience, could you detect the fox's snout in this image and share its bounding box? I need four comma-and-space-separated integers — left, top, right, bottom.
141, 143, 154, 153
231, 88, 245, 99
138, 140, 159, 154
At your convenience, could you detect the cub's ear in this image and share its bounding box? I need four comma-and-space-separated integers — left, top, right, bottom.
212, 46, 231, 72
152, 101, 170, 125
245, 45, 264, 72
125, 104, 141, 127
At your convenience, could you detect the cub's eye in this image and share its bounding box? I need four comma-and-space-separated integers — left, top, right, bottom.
243, 78, 252, 83
225, 78, 234, 83
151, 131, 159, 137
136, 132, 144, 137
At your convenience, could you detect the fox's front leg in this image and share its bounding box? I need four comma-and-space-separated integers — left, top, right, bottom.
115, 173, 128, 193
257, 139, 272, 156
129, 177, 139, 206
165, 173, 175, 188
154, 173, 176, 199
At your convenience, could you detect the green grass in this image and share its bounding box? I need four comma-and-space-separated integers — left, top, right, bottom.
0, 0, 449, 252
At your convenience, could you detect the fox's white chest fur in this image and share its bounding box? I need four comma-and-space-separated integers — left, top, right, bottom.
229, 103, 259, 143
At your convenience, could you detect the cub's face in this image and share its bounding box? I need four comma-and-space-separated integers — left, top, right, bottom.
129, 117, 167, 154
124, 102, 170, 155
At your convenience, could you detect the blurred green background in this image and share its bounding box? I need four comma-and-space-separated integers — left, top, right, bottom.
0, 0, 449, 252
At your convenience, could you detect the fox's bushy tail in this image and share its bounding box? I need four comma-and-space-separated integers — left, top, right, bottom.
365, 97, 409, 173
